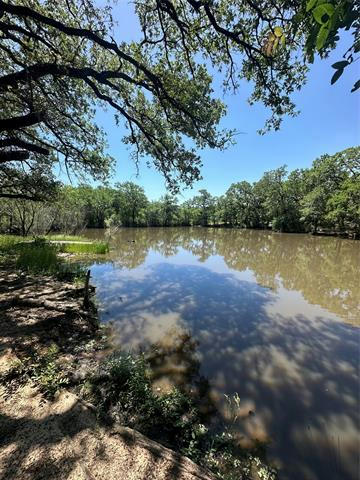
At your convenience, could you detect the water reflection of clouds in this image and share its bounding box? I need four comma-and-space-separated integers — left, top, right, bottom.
89, 247, 359, 480
87, 227, 360, 323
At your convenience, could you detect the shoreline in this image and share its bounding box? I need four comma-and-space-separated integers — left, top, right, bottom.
82, 224, 359, 239
0, 263, 277, 480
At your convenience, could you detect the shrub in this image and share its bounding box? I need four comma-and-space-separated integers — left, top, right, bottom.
31, 344, 69, 397
14, 240, 89, 282
87, 353, 199, 442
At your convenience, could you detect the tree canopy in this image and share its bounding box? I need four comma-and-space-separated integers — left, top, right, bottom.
0, 0, 358, 200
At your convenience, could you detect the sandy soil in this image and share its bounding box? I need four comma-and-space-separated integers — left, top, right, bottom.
0, 384, 216, 480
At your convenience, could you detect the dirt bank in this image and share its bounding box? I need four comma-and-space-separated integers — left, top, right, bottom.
0, 384, 216, 480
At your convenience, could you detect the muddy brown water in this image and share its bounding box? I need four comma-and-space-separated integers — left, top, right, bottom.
83, 227, 360, 480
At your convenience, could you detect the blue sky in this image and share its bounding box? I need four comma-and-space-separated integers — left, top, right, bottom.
94, 2, 359, 201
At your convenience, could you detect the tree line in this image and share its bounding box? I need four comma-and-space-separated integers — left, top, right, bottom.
0, 146, 358, 236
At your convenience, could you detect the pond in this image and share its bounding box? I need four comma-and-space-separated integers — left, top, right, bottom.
84, 227, 360, 480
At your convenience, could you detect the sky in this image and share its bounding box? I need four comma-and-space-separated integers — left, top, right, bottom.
93, 1, 359, 201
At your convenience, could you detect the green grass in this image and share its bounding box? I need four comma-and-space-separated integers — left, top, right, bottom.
16, 241, 60, 273
14, 239, 87, 279
0, 234, 25, 253
46, 234, 87, 242
59, 241, 109, 254
0, 234, 108, 271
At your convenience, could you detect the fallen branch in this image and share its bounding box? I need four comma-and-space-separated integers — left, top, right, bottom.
0, 296, 79, 312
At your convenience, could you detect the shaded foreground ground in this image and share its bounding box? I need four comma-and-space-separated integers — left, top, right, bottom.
0, 385, 215, 480
0, 270, 216, 480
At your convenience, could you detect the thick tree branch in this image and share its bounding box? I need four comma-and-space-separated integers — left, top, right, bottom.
0, 112, 45, 132
0, 1, 163, 90
0, 138, 49, 155
0, 150, 30, 163
0, 62, 152, 92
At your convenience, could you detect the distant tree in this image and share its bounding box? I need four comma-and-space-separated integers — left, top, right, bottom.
159, 194, 179, 226
53, 186, 87, 233
114, 182, 148, 226
78, 186, 115, 228
146, 201, 162, 226
302, 146, 360, 232
327, 178, 360, 233
224, 181, 255, 227
192, 189, 216, 226
178, 200, 194, 226
254, 165, 304, 232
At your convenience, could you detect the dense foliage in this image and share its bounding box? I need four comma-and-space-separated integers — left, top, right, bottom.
0, 0, 358, 200
0, 146, 358, 235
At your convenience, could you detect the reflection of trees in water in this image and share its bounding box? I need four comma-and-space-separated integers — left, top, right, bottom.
145, 330, 216, 418
216, 231, 360, 322
109, 228, 149, 269
100, 227, 359, 322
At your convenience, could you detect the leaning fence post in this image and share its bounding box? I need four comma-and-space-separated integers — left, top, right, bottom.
83, 269, 91, 309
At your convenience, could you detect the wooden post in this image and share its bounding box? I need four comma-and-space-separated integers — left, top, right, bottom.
83, 269, 91, 310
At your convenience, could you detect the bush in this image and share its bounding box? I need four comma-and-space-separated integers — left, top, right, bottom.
15, 240, 88, 280
87, 353, 198, 443
31, 344, 69, 397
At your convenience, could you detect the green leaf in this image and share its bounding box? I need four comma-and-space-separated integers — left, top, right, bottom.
313, 4, 335, 24
331, 68, 344, 84
331, 60, 349, 69
274, 26, 283, 37
316, 23, 330, 50
306, 0, 318, 12
351, 80, 360, 93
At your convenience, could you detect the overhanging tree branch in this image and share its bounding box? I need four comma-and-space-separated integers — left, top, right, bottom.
0, 138, 49, 155
0, 62, 153, 92
0, 112, 45, 132
0, 150, 30, 163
